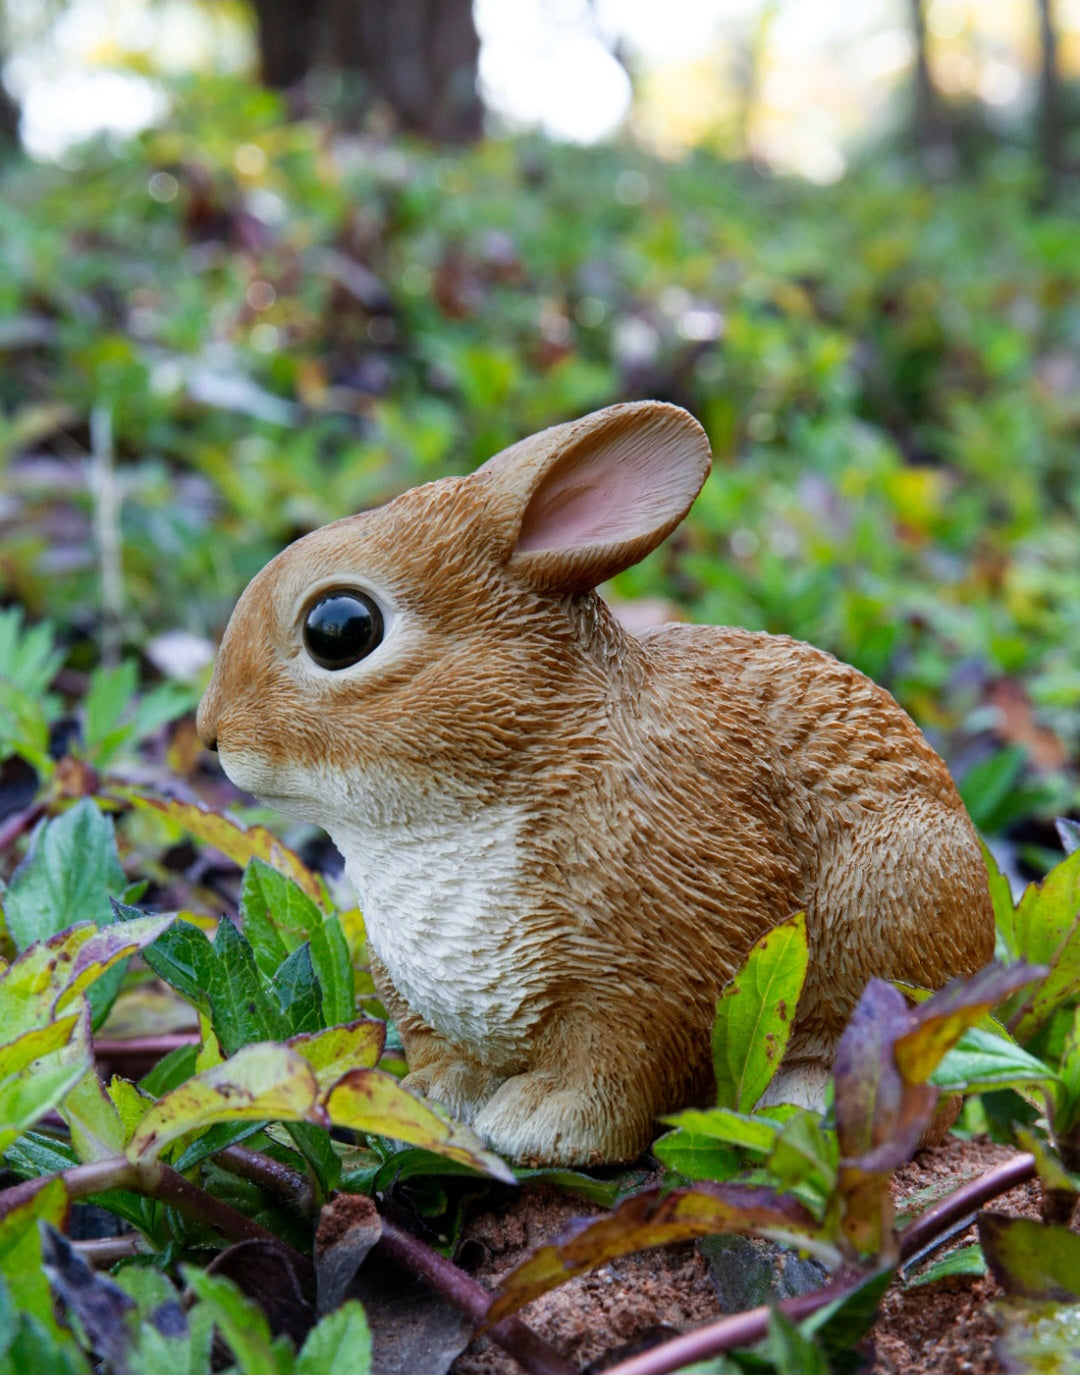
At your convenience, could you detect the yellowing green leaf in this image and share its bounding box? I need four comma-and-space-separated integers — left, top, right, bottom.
712, 911, 808, 1114
61, 1066, 127, 1163
0, 1006, 92, 1154
127, 795, 325, 907
324, 1069, 514, 1182
127, 1043, 326, 1162
54, 914, 176, 1011
288, 1020, 385, 1090
0, 928, 97, 1040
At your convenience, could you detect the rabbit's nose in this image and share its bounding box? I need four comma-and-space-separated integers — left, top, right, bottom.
195, 692, 220, 752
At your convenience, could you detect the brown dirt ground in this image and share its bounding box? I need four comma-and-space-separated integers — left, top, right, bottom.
450, 1137, 1045, 1375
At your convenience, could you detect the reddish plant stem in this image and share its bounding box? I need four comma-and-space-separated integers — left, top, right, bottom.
379, 1217, 578, 1375
897, 1152, 1035, 1263
0, 801, 45, 854
218, 1143, 318, 1217
0, 1155, 303, 1263
600, 1152, 1040, 1375
212, 1146, 576, 1375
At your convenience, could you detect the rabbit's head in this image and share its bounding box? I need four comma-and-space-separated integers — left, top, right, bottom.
197, 402, 711, 829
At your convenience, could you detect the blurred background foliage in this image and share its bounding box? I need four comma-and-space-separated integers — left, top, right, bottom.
0, 0, 1078, 875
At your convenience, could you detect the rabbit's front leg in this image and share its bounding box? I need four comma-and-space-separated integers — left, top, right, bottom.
371, 954, 501, 1123
472, 1022, 660, 1167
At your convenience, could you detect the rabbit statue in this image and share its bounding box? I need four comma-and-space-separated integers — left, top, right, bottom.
197, 401, 995, 1166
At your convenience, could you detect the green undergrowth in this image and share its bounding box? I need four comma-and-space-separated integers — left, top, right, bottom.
0, 766, 1078, 1371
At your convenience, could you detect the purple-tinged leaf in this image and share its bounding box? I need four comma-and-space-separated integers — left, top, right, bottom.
40, 1223, 135, 1372
894, 962, 1045, 1086
486, 1182, 839, 1326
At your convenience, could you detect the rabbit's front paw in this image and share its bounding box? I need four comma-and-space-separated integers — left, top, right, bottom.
473, 1072, 647, 1167
403, 1061, 501, 1125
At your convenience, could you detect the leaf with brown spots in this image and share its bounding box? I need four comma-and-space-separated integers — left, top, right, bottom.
126, 1042, 328, 1162
287, 1020, 385, 1091
126, 794, 326, 908
485, 1181, 839, 1326
712, 910, 808, 1114
324, 1069, 514, 1182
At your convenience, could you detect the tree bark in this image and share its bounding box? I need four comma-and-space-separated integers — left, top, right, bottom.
905, 0, 951, 171
249, 0, 324, 91
248, 0, 482, 144
1035, 0, 1063, 202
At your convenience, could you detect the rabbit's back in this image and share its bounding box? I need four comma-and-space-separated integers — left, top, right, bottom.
636, 622, 995, 1050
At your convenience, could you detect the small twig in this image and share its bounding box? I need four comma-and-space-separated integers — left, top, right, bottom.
89, 403, 123, 667
0, 802, 46, 855
379, 1217, 578, 1375
72, 1235, 145, 1267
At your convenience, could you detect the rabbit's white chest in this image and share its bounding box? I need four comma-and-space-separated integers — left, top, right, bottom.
330, 802, 536, 1060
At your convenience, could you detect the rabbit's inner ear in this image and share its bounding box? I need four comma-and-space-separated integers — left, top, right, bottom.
508, 402, 711, 595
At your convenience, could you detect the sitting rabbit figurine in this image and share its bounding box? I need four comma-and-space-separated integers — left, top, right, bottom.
197, 402, 994, 1166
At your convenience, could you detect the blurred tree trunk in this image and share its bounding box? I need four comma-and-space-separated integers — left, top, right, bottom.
905, 0, 951, 170
1035, 0, 1063, 202
249, 0, 482, 143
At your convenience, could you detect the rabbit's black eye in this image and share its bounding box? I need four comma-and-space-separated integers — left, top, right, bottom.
303, 591, 384, 670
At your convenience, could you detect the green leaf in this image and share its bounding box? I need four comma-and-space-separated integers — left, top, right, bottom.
309, 915, 356, 1027
909, 1243, 986, 1286
767, 1110, 838, 1204
127, 1042, 326, 1161
663, 1106, 780, 1154
114, 1267, 207, 1375
296, 1301, 372, 1375
712, 910, 808, 1114
0, 1008, 93, 1154
142, 920, 217, 1012
61, 1065, 127, 1162
929, 1026, 1056, 1096
82, 660, 138, 762
241, 859, 325, 976
209, 918, 290, 1053
1004, 849, 1080, 1041
764, 1307, 828, 1375
980, 1213, 1080, 1301
650, 1130, 740, 1183
2, 801, 126, 951
182, 1267, 292, 1375
983, 842, 1017, 958
144, 917, 288, 1056
273, 944, 324, 1035
325, 1069, 514, 1182
993, 1300, 1080, 1374
0, 1178, 69, 1338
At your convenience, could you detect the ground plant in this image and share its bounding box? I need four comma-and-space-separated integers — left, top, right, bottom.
1, 73, 1079, 1374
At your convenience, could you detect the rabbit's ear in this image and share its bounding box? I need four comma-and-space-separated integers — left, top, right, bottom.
485, 402, 711, 595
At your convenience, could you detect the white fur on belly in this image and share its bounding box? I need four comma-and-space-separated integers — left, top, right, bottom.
330, 800, 534, 1062
216, 748, 535, 1062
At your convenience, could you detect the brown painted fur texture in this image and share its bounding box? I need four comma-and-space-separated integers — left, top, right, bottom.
198, 402, 995, 1166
